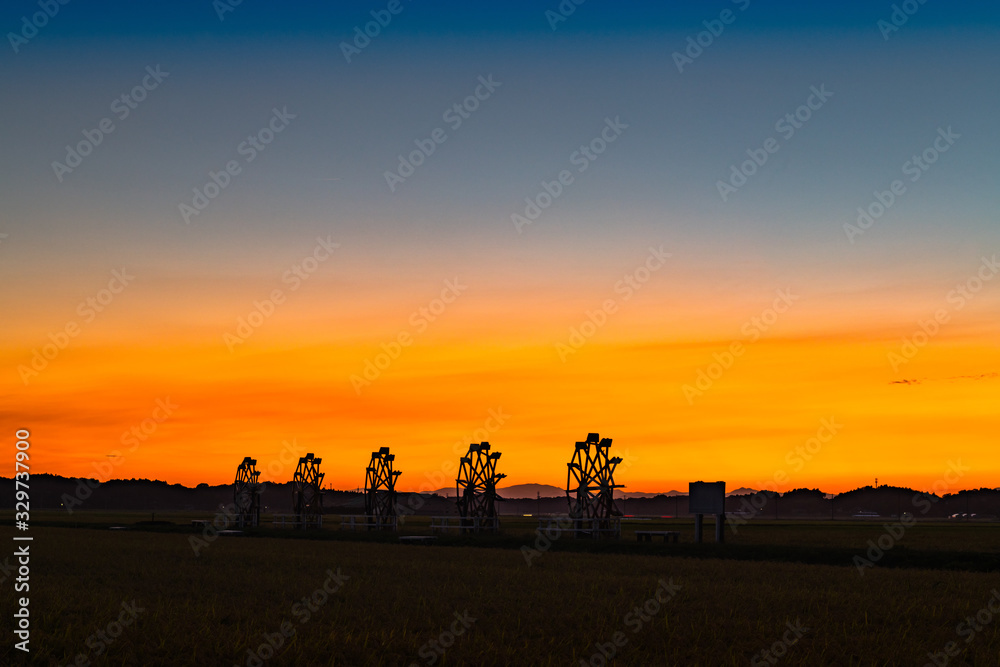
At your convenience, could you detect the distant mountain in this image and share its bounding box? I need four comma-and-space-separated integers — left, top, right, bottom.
432, 483, 565, 498
4, 475, 998, 519
727, 487, 760, 496
615, 490, 683, 499
501, 483, 565, 498
431, 484, 688, 499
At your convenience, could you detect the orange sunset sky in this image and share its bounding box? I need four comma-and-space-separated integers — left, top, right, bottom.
2, 7, 999, 495
5, 228, 999, 494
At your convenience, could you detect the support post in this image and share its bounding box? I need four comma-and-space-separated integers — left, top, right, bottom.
694, 513, 703, 543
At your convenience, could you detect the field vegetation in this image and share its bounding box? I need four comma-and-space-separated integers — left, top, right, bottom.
2, 512, 999, 665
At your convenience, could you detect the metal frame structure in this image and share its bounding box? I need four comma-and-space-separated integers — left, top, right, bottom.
364, 447, 400, 530
292, 453, 324, 529
456, 442, 505, 532
233, 456, 261, 528
566, 432, 623, 537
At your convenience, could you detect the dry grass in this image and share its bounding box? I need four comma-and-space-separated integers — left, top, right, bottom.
1, 524, 998, 665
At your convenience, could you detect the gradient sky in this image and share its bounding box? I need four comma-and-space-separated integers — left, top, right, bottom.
2, 1, 999, 494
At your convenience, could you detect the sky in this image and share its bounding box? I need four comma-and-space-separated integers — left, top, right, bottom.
2, 1, 999, 495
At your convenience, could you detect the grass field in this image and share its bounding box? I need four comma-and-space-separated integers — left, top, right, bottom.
3, 513, 999, 665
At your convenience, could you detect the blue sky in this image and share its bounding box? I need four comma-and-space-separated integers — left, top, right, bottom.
3, 1, 1000, 490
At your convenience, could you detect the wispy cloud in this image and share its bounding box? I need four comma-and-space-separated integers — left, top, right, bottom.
890, 372, 998, 386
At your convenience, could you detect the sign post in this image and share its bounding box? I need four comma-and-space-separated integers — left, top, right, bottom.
689, 481, 726, 543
